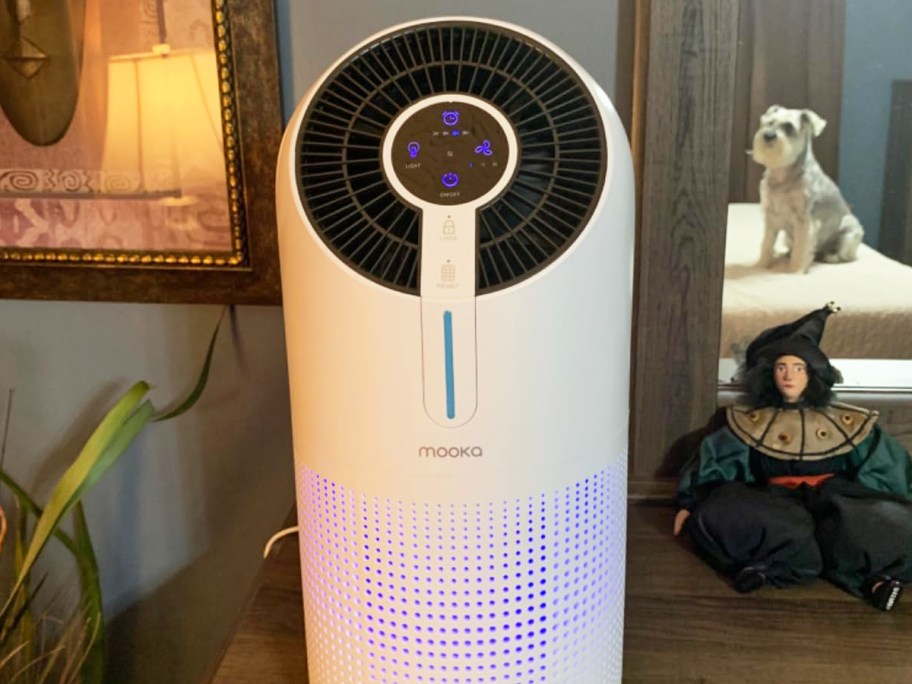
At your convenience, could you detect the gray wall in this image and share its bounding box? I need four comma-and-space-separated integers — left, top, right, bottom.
0, 301, 294, 683
276, 0, 619, 120
0, 2, 620, 682
839, 0, 912, 247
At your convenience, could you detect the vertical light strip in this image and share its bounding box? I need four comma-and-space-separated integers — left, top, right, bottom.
443, 310, 455, 419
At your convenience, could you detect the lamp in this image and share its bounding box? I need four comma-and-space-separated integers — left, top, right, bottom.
99, 3, 224, 206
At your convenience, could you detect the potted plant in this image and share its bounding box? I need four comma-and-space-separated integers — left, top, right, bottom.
0, 310, 224, 682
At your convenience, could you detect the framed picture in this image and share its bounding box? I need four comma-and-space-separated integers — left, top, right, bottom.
0, 0, 282, 304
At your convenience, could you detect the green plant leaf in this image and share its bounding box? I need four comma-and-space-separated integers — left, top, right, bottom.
0, 382, 154, 629
154, 306, 226, 422
0, 471, 101, 676
0, 639, 27, 673
0, 472, 81, 558
34, 628, 66, 684
2, 574, 46, 648
0, 306, 225, 675
71, 503, 103, 684
5, 481, 39, 661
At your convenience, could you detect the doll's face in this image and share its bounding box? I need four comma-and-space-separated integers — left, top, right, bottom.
773, 355, 808, 403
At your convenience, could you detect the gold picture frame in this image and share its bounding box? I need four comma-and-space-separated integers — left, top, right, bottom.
0, 0, 282, 304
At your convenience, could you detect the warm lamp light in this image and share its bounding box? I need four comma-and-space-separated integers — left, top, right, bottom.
100, 44, 225, 203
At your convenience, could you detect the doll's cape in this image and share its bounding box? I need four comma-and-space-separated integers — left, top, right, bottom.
727, 402, 879, 460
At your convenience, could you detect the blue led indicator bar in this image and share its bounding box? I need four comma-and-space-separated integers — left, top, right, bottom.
443, 311, 455, 419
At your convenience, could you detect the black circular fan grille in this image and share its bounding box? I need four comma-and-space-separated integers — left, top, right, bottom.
295, 21, 607, 295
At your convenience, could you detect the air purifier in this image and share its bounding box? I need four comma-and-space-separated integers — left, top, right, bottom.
276, 17, 634, 683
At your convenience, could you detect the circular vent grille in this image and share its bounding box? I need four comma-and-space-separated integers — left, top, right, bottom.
295, 20, 607, 295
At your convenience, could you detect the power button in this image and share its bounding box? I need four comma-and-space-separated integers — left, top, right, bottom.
441, 172, 460, 188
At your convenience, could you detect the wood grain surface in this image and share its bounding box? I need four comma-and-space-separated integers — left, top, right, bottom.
209, 530, 308, 683
629, 0, 740, 499
211, 504, 912, 683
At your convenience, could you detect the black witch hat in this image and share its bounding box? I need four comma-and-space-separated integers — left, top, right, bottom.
741, 302, 843, 387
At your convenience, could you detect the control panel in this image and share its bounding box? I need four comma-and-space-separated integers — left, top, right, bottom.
381, 95, 519, 428
389, 102, 511, 205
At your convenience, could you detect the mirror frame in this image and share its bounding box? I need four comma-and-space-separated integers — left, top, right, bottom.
627, 0, 912, 499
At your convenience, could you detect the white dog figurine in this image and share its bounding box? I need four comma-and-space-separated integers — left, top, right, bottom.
751, 105, 864, 273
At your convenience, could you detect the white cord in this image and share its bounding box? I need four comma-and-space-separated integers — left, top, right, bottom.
263, 525, 299, 559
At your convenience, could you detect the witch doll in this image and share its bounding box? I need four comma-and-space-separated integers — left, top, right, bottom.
674, 303, 912, 610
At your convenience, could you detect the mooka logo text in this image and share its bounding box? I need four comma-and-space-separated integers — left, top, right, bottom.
419, 446, 483, 458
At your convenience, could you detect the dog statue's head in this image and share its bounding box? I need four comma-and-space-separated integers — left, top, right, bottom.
751, 105, 827, 170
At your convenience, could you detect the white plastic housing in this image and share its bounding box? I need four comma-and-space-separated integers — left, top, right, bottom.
276, 17, 634, 684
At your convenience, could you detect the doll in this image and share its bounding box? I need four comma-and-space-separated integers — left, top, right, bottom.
674, 303, 912, 610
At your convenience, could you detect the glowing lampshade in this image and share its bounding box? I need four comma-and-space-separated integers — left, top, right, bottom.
100, 45, 225, 201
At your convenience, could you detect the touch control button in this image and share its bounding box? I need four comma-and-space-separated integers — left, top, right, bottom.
475, 139, 493, 156
441, 172, 460, 188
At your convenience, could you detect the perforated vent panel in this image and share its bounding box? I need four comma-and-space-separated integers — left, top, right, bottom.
297, 462, 626, 683
295, 21, 607, 295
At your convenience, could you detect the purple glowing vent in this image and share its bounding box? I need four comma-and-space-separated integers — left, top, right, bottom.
296, 465, 626, 683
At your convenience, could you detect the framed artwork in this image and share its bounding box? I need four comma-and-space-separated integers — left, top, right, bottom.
0, 0, 282, 304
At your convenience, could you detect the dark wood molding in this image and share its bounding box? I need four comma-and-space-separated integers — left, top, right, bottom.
629, 0, 740, 492
614, 0, 637, 137
629, 0, 650, 236
628, 478, 676, 502
881, 80, 912, 265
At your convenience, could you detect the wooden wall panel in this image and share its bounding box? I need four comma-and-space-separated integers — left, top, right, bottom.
880, 81, 912, 265
614, 0, 637, 137
629, 0, 740, 500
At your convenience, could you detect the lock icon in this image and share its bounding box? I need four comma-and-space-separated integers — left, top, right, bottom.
443, 219, 456, 235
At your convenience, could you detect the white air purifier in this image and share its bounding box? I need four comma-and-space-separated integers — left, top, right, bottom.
276, 17, 634, 683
